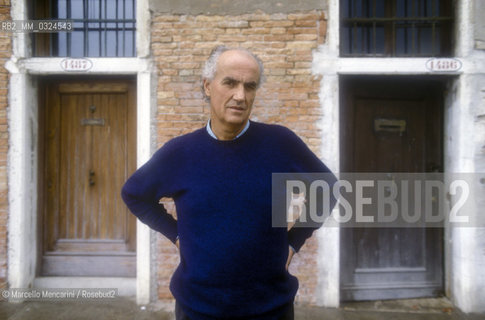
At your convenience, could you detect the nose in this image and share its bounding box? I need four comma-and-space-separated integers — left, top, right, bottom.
233, 84, 245, 102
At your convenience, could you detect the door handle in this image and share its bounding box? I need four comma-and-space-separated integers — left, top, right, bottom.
89, 170, 96, 186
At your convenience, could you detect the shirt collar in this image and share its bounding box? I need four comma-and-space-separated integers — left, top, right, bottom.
206, 120, 250, 140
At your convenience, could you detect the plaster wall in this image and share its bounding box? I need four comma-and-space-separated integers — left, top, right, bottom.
445, 73, 485, 313
444, 0, 485, 313
313, 0, 340, 308
6, 0, 38, 293
474, 0, 485, 50
6, 71, 37, 291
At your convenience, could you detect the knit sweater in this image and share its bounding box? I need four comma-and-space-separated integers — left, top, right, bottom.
121, 121, 335, 319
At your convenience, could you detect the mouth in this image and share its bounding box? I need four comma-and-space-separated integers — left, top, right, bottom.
227, 106, 246, 112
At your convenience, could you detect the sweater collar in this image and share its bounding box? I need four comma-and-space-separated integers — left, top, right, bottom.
206, 120, 251, 140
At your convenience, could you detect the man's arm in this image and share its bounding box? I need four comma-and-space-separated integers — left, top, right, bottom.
283, 128, 338, 254
121, 146, 179, 244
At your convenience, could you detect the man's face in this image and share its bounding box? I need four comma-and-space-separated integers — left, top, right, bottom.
203, 50, 260, 132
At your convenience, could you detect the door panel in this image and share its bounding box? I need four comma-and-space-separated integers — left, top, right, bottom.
340, 77, 444, 301
41, 79, 136, 277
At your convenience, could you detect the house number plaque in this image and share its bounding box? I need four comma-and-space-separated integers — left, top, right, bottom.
61, 58, 93, 72
425, 58, 462, 72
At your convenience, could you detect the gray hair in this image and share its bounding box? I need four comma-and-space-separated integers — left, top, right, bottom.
201, 45, 265, 101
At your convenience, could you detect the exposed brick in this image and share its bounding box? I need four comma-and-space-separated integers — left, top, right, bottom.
158, 98, 179, 106
151, 22, 173, 29
151, 10, 326, 305
180, 99, 204, 107
287, 69, 311, 75
300, 100, 322, 109
153, 49, 174, 56
160, 69, 178, 76
179, 69, 194, 76
265, 61, 294, 69
246, 35, 265, 42
269, 42, 287, 49
286, 41, 316, 49
250, 20, 294, 28
264, 34, 294, 42
244, 12, 270, 21
296, 20, 318, 27
287, 27, 316, 35
195, 15, 225, 22
241, 27, 270, 35
152, 42, 177, 50
318, 19, 327, 44
295, 34, 318, 41
287, 12, 321, 21
287, 52, 313, 62
217, 20, 249, 28
267, 69, 286, 76
157, 91, 175, 99
218, 34, 247, 42
194, 41, 223, 49
154, 15, 183, 22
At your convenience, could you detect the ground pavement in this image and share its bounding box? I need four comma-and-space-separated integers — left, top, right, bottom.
0, 297, 484, 320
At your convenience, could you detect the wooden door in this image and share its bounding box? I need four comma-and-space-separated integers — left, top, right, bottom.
40, 79, 136, 277
340, 77, 444, 301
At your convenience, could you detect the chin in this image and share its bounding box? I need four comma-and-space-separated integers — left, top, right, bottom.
226, 118, 248, 125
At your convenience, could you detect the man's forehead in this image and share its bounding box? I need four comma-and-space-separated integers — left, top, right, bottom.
216, 50, 260, 79
218, 50, 259, 69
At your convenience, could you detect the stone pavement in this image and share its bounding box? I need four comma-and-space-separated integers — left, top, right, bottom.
0, 297, 484, 320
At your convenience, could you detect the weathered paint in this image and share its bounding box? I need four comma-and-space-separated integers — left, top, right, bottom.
475, 0, 485, 50
149, 0, 327, 15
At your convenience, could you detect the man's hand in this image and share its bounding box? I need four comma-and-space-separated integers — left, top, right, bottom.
286, 247, 295, 271
287, 193, 306, 231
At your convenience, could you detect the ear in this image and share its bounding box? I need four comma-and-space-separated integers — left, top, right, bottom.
203, 79, 211, 98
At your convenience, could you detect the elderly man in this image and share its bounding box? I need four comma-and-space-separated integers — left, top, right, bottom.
122, 46, 334, 320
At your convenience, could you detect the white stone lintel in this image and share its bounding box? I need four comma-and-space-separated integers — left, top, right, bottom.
312, 56, 474, 76
16, 57, 149, 75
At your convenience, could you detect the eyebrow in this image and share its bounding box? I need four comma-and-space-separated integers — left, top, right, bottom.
222, 77, 258, 88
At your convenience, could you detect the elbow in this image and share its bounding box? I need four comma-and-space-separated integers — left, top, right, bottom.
121, 180, 134, 206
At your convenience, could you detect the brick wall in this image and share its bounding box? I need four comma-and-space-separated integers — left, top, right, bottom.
151, 10, 327, 305
0, 0, 10, 291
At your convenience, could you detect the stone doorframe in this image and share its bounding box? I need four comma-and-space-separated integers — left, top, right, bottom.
6, 0, 155, 305
313, 0, 484, 313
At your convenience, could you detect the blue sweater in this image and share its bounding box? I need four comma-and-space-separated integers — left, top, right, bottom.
121, 121, 334, 319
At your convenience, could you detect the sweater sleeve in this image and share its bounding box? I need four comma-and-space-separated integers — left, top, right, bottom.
121, 144, 179, 244
283, 129, 337, 252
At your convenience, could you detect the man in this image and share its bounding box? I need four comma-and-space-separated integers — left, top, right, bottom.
122, 46, 335, 320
